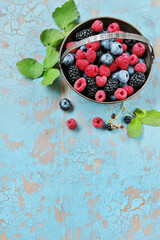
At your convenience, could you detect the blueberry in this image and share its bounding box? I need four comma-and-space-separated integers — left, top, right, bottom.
80, 45, 87, 52
83, 73, 87, 78
101, 39, 110, 50
110, 95, 117, 101
138, 58, 145, 64
112, 71, 119, 80
127, 66, 135, 76
119, 82, 127, 88
62, 53, 75, 66
110, 42, 123, 55
101, 53, 113, 66
59, 98, 72, 111
119, 70, 129, 83
125, 51, 131, 56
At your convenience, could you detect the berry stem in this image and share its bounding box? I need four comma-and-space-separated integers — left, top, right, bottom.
115, 102, 125, 124
124, 106, 136, 117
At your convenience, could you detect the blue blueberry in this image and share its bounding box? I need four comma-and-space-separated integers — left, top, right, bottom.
127, 66, 135, 76
110, 42, 123, 55
62, 53, 75, 66
83, 73, 87, 78
80, 45, 87, 52
101, 53, 114, 66
125, 51, 131, 56
101, 39, 110, 50
110, 95, 117, 101
119, 70, 129, 83
119, 82, 127, 88
138, 58, 145, 64
59, 98, 72, 111
112, 71, 119, 80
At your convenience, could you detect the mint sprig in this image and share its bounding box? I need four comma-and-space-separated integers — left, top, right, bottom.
16, 0, 79, 87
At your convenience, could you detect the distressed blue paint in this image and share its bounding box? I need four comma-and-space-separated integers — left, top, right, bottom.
0, 0, 160, 239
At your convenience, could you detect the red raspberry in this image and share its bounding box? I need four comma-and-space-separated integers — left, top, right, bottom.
86, 49, 96, 63
74, 78, 86, 92
91, 20, 103, 32
95, 90, 106, 102
121, 43, 127, 51
93, 117, 104, 128
108, 60, 118, 73
114, 88, 127, 100
108, 22, 120, 33
129, 54, 138, 65
99, 65, 111, 77
115, 30, 124, 43
123, 86, 134, 96
66, 42, 77, 53
134, 63, 147, 73
116, 53, 130, 70
132, 42, 145, 57
96, 76, 107, 87
75, 49, 86, 60
66, 118, 77, 130
85, 64, 98, 77
76, 59, 89, 71
86, 41, 100, 51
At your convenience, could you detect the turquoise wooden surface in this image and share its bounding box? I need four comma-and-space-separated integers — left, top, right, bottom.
1, 0, 160, 239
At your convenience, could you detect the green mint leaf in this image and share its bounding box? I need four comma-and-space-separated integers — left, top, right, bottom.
141, 110, 160, 126
41, 68, 60, 86
127, 118, 143, 138
52, 0, 80, 30
43, 46, 59, 69
40, 29, 64, 47
134, 108, 148, 119
64, 22, 78, 36
16, 58, 43, 79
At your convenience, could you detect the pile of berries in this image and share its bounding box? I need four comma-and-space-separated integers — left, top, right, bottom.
62, 20, 147, 102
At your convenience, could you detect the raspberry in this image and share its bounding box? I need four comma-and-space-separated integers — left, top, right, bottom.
68, 65, 80, 83
123, 85, 134, 96
114, 88, 127, 100
134, 63, 147, 73
86, 49, 96, 63
116, 53, 130, 70
115, 30, 124, 43
74, 78, 86, 92
85, 64, 98, 77
75, 28, 94, 41
86, 41, 100, 51
66, 42, 77, 53
96, 76, 107, 87
129, 54, 138, 65
91, 20, 103, 32
121, 43, 127, 51
95, 90, 106, 102
66, 118, 77, 130
132, 43, 145, 57
108, 22, 120, 33
104, 78, 119, 95
75, 49, 86, 60
93, 117, 104, 128
99, 65, 111, 77
76, 59, 89, 71
108, 60, 118, 73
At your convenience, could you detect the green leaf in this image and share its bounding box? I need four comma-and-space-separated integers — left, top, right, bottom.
43, 46, 59, 69
141, 110, 160, 126
134, 108, 148, 119
16, 58, 43, 79
64, 22, 78, 36
41, 68, 60, 86
40, 29, 64, 47
52, 0, 80, 30
127, 118, 143, 138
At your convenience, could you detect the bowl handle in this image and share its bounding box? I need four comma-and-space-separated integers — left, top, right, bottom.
60, 32, 155, 62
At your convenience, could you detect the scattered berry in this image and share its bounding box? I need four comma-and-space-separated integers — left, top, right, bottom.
109, 60, 118, 73
120, 124, 124, 129
101, 53, 114, 66
75, 28, 94, 41
66, 42, 77, 53
75, 49, 86, 60
124, 116, 132, 124
116, 53, 130, 70
114, 88, 127, 100
68, 65, 80, 83
134, 63, 146, 73
91, 20, 103, 32
128, 72, 146, 89
62, 53, 75, 66
121, 43, 127, 51
66, 118, 77, 130
76, 59, 89, 71
86, 49, 96, 63
132, 42, 145, 57
96, 76, 107, 87
111, 113, 116, 119
123, 85, 134, 96
59, 98, 72, 111
108, 22, 120, 33
85, 64, 99, 77
106, 123, 112, 131
99, 65, 111, 77
93, 117, 104, 128
119, 70, 129, 83
86, 41, 100, 51
74, 78, 86, 92
110, 42, 123, 55
129, 54, 138, 65
104, 78, 119, 95
95, 90, 106, 102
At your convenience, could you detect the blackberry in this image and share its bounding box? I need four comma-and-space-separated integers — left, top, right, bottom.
124, 39, 136, 49
68, 65, 80, 84
95, 49, 104, 65
111, 113, 116, 119
124, 116, 131, 124
106, 123, 112, 131
75, 28, 94, 41
84, 77, 99, 99
104, 78, 119, 95
128, 72, 146, 89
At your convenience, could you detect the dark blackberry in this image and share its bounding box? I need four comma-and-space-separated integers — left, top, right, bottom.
124, 116, 132, 124
104, 78, 119, 95
75, 28, 94, 41
68, 65, 80, 84
111, 113, 116, 119
106, 123, 112, 131
124, 39, 136, 49
84, 77, 99, 99
128, 72, 146, 89
95, 49, 104, 65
